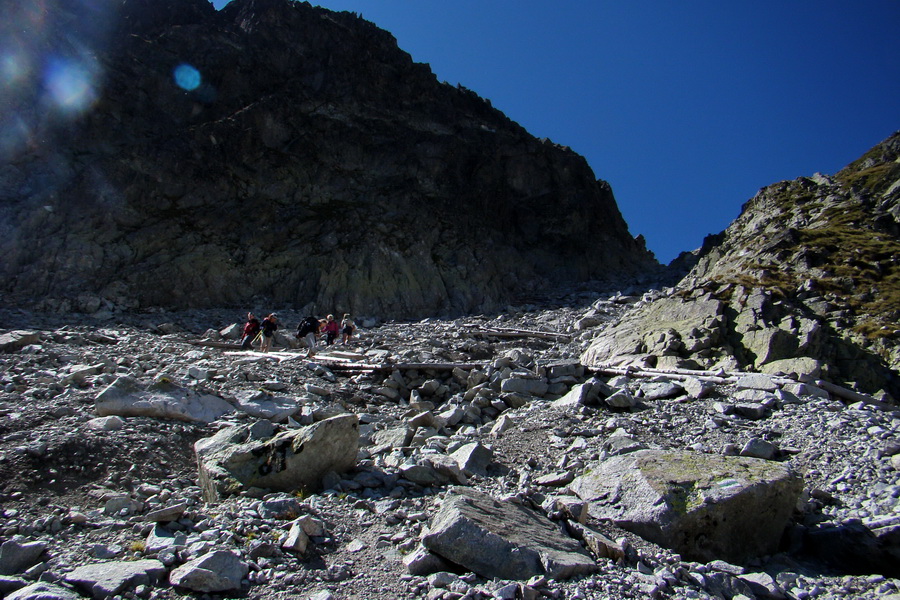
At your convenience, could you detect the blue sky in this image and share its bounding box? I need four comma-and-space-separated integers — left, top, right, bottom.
212, 1, 899, 263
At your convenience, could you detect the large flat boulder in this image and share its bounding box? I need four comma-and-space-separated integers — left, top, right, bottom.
0, 539, 46, 575
421, 487, 597, 581
196, 414, 359, 502
569, 449, 803, 563
64, 560, 166, 599
6, 583, 82, 600
169, 550, 248, 593
95, 376, 235, 423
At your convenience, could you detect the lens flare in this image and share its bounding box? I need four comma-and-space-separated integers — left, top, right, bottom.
44, 57, 97, 114
174, 63, 201, 91
1, 52, 29, 89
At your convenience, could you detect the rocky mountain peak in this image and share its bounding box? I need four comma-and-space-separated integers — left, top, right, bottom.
687, 131, 900, 342
583, 131, 900, 397
116, 0, 216, 34
0, 0, 657, 319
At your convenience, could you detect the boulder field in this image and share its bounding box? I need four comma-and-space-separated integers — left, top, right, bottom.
0, 297, 898, 599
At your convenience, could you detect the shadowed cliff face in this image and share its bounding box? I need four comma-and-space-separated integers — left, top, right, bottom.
0, 0, 656, 318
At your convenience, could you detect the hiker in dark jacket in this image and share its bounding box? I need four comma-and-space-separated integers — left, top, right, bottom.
259, 313, 278, 352
241, 312, 261, 350
296, 315, 320, 357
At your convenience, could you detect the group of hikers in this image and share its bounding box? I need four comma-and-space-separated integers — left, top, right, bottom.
239, 312, 355, 356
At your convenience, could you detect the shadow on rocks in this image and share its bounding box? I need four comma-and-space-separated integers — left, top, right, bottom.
799, 520, 900, 578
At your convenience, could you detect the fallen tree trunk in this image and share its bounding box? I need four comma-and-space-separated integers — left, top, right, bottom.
322, 361, 486, 373
463, 325, 571, 342
591, 366, 733, 385
591, 366, 900, 413
595, 363, 734, 378
189, 341, 486, 373
590, 364, 796, 387
189, 340, 242, 350
815, 379, 900, 414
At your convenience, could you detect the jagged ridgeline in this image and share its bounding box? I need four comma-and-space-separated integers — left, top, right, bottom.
585, 131, 900, 395
0, 0, 656, 318
688, 131, 900, 339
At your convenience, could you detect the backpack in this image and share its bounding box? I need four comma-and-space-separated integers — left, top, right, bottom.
244, 318, 260, 336
297, 316, 318, 337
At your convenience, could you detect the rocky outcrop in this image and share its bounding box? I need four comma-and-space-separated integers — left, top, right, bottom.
581, 293, 726, 370
0, 0, 656, 319
585, 132, 900, 396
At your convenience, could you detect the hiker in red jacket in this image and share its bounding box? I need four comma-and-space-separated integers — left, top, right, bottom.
241, 313, 261, 350
323, 314, 340, 345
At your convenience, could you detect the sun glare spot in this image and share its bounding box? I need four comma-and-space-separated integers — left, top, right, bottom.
44, 57, 97, 114
174, 63, 202, 91
1, 52, 29, 88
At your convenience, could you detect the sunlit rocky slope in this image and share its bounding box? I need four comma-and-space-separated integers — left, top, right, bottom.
584, 131, 900, 397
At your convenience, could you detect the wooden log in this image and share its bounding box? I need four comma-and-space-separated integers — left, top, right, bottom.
189, 340, 242, 350
594, 363, 734, 378
814, 379, 900, 414
310, 360, 486, 373
591, 366, 898, 411
187, 342, 486, 374
591, 366, 733, 385
591, 364, 796, 387
313, 361, 384, 371
387, 362, 485, 371
463, 326, 571, 342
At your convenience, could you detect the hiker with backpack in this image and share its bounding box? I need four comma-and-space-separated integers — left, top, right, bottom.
340, 313, 356, 345
240, 312, 261, 350
259, 313, 278, 352
296, 315, 320, 357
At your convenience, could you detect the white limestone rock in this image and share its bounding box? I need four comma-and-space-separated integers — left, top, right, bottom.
95, 376, 235, 423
